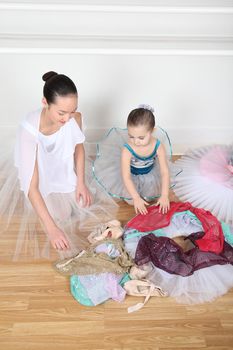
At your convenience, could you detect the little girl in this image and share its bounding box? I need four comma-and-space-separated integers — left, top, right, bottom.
93, 105, 180, 215
0, 71, 116, 260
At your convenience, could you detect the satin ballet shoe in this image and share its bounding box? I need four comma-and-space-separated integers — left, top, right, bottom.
87, 220, 123, 243
123, 279, 167, 313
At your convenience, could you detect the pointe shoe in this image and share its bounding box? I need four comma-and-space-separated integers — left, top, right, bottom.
124, 279, 167, 298
87, 220, 123, 243
124, 279, 167, 313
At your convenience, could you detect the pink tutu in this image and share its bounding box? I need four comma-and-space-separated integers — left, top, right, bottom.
174, 144, 233, 225
200, 146, 233, 187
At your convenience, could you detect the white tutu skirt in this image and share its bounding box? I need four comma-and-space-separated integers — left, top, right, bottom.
0, 146, 118, 261
144, 262, 233, 304
174, 145, 233, 225
93, 127, 181, 201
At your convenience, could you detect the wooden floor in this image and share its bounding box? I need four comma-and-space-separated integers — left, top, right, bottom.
0, 195, 233, 349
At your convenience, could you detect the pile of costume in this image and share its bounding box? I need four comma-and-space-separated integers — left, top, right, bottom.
55, 202, 233, 311
124, 202, 233, 304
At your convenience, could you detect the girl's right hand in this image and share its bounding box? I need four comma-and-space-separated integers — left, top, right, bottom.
133, 196, 149, 215
47, 226, 70, 250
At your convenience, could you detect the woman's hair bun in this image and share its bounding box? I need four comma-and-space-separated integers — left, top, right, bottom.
42, 71, 58, 82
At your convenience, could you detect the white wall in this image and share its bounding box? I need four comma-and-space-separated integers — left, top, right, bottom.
0, 0, 233, 154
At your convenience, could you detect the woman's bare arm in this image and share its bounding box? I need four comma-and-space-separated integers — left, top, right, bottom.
28, 157, 69, 250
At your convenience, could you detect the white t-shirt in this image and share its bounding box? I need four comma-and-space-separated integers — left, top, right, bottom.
14, 108, 85, 197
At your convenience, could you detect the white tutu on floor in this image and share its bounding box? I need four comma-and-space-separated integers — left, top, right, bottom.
0, 142, 118, 262
174, 145, 233, 225
143, 262, 233, 304
93, 127, 181, 201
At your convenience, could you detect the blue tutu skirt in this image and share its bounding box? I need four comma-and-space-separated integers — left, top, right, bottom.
92, 127, 181, 201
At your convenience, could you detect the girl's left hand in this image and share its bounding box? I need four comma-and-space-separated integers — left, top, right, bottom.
76, 183, 92, 207
156, 196, 170, 214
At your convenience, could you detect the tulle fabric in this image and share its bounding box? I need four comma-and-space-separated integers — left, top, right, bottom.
92, 127, 181, 201
174, 145, 233, 225
0, 144, 118, 262
143, 262, 233, 304
200, 145, 233, 185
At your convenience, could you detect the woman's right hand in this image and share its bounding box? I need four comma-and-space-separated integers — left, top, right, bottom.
47, 225, 70, 250
133, 196, 149, 215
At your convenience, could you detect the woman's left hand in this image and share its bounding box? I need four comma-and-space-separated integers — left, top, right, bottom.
76, 183, 92, 207
156, 196, 170, 214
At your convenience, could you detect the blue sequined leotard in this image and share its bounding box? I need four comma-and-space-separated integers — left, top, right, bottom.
124, 139, 161, 175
